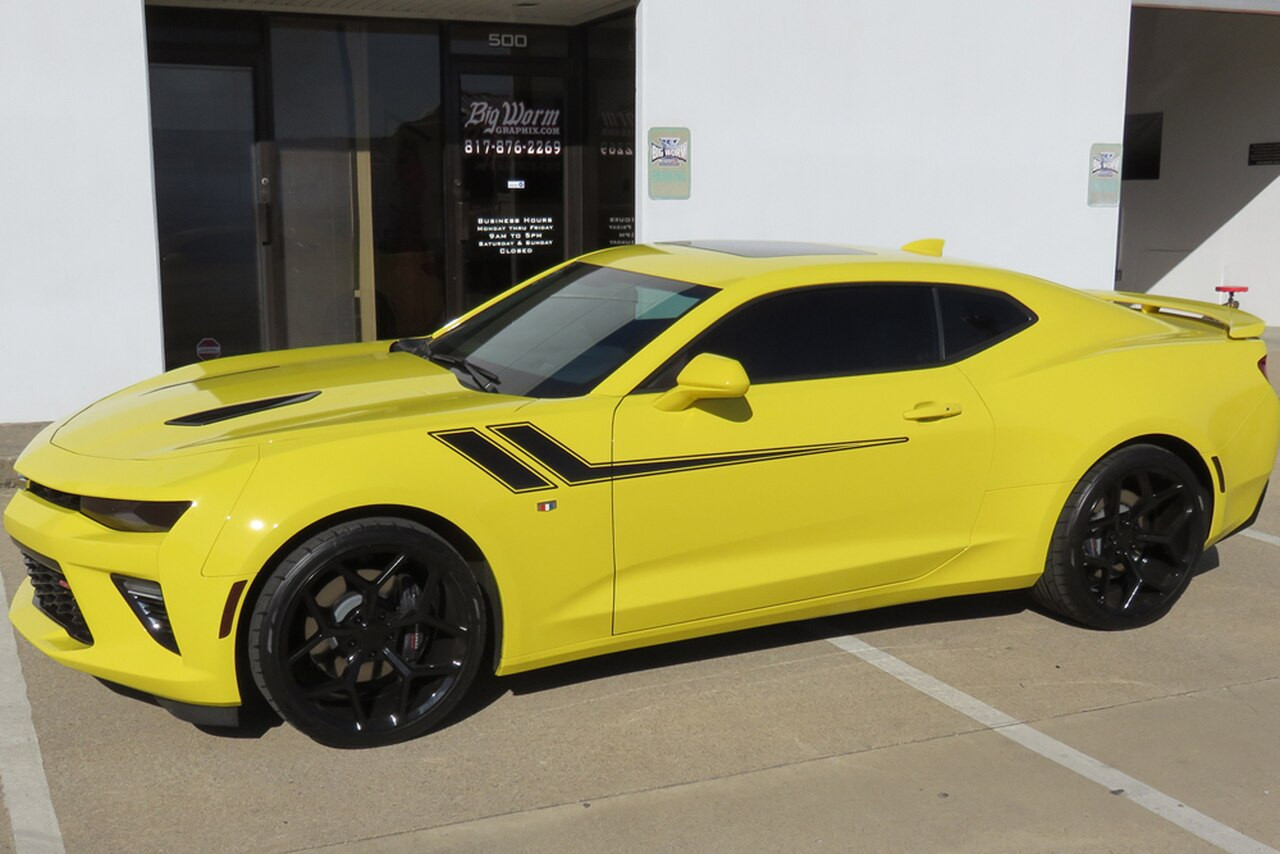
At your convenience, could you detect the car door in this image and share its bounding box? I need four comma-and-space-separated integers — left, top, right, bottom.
610, 283, 995, 634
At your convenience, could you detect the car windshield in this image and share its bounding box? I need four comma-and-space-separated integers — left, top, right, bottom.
428, 262, 716, 398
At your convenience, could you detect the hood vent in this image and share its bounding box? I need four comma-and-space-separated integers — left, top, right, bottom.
166, 391, 321, 427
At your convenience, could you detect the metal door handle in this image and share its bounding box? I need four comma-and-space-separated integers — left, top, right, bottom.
256, 201, 272, 245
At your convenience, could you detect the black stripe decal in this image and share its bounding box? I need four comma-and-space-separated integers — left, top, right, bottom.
490, 422, 908, 486
490, 424, 602, 484
431, 429, 554, 493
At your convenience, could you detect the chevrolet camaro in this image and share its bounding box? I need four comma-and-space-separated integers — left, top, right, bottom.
6, 240, 1277, 747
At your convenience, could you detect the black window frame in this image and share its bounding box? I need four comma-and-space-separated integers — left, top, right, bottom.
636, 281, 1036, 392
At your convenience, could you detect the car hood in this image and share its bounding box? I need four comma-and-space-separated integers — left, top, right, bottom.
51, 342, 513, 460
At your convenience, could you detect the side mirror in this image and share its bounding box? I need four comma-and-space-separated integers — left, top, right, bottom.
654, 353, 750, 412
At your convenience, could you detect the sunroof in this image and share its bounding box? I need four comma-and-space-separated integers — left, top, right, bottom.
661, 240, 874, 258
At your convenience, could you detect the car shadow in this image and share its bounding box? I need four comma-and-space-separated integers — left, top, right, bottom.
446, 545, 1225, 730
116, 547, 1225, 742
208, 688, 285, 739
441, 587, 1037, 731
95, 676, 285, 738
1194, 544, 1222, 577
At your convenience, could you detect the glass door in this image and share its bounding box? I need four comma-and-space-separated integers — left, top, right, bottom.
453, 68, 568, 309
150, 63, 267, 368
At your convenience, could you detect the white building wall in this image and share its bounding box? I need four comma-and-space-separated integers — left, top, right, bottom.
635, 0, 1132, 293
1118, 8, 1280, 324
0, 0, 164, 424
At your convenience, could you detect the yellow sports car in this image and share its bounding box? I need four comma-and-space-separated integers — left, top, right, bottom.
6, 240, 1277, 747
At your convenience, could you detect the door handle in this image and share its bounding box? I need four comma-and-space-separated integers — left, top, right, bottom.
256, 201, 272, 245
902, 402, 963, 421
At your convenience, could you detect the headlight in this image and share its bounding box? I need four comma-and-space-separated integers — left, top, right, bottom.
80, 497, 191, 533
21, 478, 192, 533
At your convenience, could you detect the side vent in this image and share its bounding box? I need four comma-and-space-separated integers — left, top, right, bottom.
166, 391, 320, 427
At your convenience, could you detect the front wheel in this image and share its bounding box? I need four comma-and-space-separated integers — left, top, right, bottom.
1033, 445, 1207, 630
247, 517, 487, 748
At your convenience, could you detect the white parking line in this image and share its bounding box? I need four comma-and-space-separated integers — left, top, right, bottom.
825, 631, 1278, 854
0, 572, 64, 854
1240, 529, 1280, 548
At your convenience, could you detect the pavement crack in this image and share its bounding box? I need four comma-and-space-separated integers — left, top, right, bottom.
1016, 673, 1280, 728
279, 723, 999, 853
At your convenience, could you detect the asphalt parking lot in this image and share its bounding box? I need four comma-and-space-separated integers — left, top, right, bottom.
3, 365, 1279, 853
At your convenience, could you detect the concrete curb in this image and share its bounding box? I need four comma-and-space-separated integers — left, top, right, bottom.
0, 423, 49, 488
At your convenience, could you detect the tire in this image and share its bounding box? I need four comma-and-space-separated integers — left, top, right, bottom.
1033, 444, 1207, 630
247, 517, 487, 748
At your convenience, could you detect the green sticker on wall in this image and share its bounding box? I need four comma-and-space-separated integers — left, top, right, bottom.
648, 127, 691, 200
1088, 143, 1123, 207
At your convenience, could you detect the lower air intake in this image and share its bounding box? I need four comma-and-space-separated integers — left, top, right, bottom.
22, 551, 94, 645
113, 576, 180, 654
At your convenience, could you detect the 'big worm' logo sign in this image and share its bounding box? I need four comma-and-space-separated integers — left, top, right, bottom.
464, 100, 561, 137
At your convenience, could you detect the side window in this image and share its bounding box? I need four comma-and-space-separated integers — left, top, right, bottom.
644, 284, 940, 388
937, 286, 1035, 361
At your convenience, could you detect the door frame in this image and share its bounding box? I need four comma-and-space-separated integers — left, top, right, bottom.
146, 10, 285, 356
442, 50, 583, 315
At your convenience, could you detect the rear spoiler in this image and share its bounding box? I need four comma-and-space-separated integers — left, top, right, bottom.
1087, 290, 1266, 340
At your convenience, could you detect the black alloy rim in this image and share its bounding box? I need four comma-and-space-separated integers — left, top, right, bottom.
278, 545, 475, 736
1077, 466, 1198, 617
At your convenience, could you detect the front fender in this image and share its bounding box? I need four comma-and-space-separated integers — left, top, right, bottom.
202, 427, 615, 670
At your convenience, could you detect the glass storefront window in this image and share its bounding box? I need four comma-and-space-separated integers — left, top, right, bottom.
270, 20, 446, 344
270, 21, 362, 349
585, 13, 636, 251
147, 8, 632, 364
367, 28, 446, 338
150, 63, 263, 369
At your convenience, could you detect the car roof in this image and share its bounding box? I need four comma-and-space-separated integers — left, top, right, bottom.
581, 240, 1002, 290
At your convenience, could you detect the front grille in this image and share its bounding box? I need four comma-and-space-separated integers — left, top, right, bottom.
22, 551, 94, 645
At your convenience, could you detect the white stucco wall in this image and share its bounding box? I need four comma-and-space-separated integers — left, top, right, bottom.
0, 0, 163, 424
1118, 7, 1280, 324
635, 0, 1132, 292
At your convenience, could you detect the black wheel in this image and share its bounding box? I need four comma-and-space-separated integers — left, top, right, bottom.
247, 517, 487, 748
1033, 445, 1207, 630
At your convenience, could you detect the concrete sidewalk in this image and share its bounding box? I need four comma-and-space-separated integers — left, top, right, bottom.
0, 422, 47, 487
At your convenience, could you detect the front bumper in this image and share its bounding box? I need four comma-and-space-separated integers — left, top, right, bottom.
8, 568, 242, 706
4, 443, 259, 708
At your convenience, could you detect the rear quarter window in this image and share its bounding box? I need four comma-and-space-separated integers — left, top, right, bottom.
937, 286, 1036, 361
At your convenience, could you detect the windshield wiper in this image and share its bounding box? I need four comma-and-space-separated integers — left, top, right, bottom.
390, 336, 501, 392
431, 352, 501, 392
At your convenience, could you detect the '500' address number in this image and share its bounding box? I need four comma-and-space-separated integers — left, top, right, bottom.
489, 33, 528, 48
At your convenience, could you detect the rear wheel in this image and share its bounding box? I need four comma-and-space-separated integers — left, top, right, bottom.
1033, 445, 1206, 629
248, 517, 486, 747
